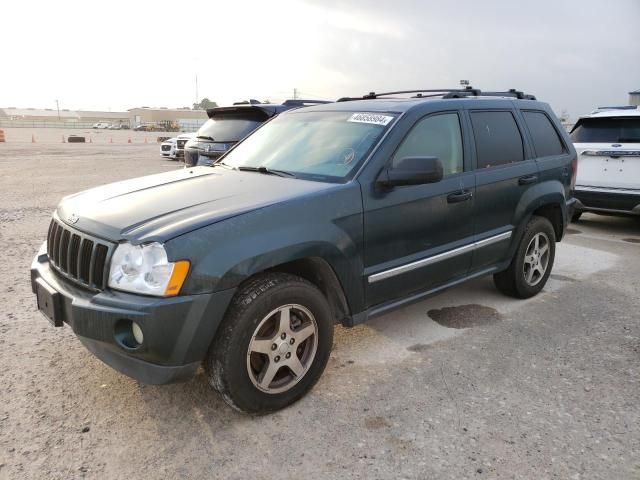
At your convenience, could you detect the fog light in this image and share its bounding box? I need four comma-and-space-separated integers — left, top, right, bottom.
132, 322, 144, 345
114, 319, 143, 350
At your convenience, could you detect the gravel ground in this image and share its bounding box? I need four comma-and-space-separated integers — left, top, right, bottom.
0, 141, 639, 479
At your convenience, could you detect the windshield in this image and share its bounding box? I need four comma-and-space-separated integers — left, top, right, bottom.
196, 116, 263, 142
221, 111, 396, 182
570, 117, 640, 143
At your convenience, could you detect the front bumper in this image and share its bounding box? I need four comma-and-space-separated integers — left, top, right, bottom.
30, 243, 236, 384
574, 187, 640, 216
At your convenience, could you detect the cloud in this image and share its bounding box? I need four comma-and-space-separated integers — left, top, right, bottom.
1, 0, 638, 119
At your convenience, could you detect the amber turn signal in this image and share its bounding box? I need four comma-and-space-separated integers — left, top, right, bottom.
164, 260, 190, 296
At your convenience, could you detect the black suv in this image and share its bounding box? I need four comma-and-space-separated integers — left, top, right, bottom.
31, 88, 576, 413
184, 100, 329, 167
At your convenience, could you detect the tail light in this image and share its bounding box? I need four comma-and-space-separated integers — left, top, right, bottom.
570, 156, 578, 191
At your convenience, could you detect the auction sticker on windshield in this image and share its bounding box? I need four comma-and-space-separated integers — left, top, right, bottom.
348, 113, 394, 126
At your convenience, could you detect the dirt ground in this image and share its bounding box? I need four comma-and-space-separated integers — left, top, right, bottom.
0, 140, 639, 479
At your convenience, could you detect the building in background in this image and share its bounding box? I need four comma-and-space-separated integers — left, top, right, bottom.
0, 106, 208, 131
128, 107, 207, 131
629, 89, 640, 107
0, 108, 128, 126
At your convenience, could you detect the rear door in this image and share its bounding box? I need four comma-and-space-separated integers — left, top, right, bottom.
467, 108, 537, 270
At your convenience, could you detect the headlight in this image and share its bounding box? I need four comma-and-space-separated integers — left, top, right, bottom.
108, 242, 190, 296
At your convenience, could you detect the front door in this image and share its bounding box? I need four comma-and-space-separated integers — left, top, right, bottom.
362, 111, 476, 307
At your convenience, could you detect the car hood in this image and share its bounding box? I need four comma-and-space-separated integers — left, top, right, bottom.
57, 166, 337, 243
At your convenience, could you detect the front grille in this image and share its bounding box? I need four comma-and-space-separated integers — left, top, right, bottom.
46, 218, 114, 290
161, 144, 172, 151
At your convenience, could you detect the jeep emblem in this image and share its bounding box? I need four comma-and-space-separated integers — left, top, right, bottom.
67, 213, 79, 224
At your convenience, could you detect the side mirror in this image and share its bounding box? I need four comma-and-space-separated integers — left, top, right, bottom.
377, 156, 444, 189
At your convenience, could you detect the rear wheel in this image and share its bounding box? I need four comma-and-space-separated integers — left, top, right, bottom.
494, 216, 556, 298
204, 273, 333, 414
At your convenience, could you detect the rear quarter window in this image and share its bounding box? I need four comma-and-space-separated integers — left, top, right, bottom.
522, 110, 566, 157
470, 111, 524, 168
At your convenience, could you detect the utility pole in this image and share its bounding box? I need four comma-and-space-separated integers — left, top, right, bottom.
195, 74, 199, 107
56, 99, 60, 120
293, 88, 298, 100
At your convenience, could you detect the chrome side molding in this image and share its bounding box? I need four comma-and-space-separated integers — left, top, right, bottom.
368, 231, 512, 284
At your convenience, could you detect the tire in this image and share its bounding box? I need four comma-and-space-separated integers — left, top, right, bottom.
571, 211, 582, 222
493, 215, 556, 299
204, 273, 334, 414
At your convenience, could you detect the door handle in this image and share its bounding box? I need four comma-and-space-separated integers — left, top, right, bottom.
447, 190, 473, 203
518, 174, 538, 185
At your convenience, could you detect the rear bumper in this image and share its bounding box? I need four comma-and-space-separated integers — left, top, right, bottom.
574, 187, 640, 215
30, 243, 236, 384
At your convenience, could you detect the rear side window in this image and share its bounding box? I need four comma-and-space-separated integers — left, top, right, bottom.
570, 117, 640, 143
392, 112, 463, 176
522, 111, 566, 157
470, 111, 524, 168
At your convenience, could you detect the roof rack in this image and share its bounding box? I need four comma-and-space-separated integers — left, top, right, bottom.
337, 87, 536, 102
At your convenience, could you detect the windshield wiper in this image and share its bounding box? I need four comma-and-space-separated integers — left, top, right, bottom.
197, 135, 215, 141
237, 166, 296, 178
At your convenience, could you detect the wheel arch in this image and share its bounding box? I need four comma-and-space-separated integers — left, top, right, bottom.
514, 180, 568, 243
264, 257, 352, 325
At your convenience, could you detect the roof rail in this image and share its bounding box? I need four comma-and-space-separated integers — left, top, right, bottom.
338, 87, 536, 102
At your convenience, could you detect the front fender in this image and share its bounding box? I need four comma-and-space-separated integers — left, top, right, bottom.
166, 184, 366, 313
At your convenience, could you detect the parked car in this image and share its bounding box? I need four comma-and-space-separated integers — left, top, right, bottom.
133, 123, 165, 132
31, 88, 576, 413
570, 106, 640, 220
108, 124, 130, 130
160, 137, 178, 159
184, 100, 330, 167
92, 122, 111, 129
174, 132, 196, 160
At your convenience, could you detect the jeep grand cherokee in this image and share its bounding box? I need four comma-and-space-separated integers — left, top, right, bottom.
31, 88, 576, 413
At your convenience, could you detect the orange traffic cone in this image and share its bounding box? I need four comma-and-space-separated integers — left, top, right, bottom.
62, 135, 66, 143
144, 137, 148, 144
110, 137, 113, 144
31, 134, 36, 143
89, 137, 93, 143
128, 138, 132, 144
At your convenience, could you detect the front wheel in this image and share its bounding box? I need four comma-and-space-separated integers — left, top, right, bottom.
493, 216, 556, 299
204, 273, 334, 414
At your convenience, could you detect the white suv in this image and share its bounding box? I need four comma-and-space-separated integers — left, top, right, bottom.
570, 106, 640, 220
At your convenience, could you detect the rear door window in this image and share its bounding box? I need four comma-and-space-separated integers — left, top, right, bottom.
570, 117, 640, 143
522, 111, 566, 157
470, 111, 524, 168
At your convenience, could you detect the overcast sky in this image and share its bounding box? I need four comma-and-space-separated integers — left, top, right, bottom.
2, 0, 638, 119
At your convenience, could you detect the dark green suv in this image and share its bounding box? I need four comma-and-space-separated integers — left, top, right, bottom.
31, 88, 577, 413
